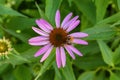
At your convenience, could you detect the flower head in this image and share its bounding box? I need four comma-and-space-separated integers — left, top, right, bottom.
28, 10, 88, 68
0, 37, 12, 58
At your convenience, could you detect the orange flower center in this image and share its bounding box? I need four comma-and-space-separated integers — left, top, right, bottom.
49, 28, 68, 47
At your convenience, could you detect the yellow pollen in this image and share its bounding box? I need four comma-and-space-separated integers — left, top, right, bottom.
0, 46, 4, 50
0, 37, 12, 58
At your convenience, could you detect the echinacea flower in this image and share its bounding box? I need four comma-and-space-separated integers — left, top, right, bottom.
0, 37, 12, 58
28, 10, 88, 68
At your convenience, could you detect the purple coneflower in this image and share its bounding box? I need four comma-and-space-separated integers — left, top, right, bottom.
28, 10, 88, 68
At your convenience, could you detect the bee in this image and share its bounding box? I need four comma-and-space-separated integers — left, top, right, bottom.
66, 36, 74, 45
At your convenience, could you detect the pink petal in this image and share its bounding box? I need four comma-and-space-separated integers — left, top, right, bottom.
67, 45, 83, 56
56, 47, 61, 68
29, 40, 49, 46
69, 32, 88, 38
73, 39, 88, 45
66, 20, 80, 32
32, 27, 49, 36
34, 44, 51, 57
40, 45, 53, 62
61, 12, 73, 27
60, 47, 66, 67
64, 45, 75, 59
40, 19, 53, 30
63, 16, 79, 30
55, 10, 60, 28
28, 36, 49, 43
36, 19, 51, 33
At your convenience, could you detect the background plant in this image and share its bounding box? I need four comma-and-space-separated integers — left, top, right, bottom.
0, 0, 120, 80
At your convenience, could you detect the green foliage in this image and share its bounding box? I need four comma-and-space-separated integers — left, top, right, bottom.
95, 0, 109, 22
0, 0, 120, 80
45, 0, 62, 25
74, 54, 106, 70
35, 48, 55, 80
84, 24, 116, 40
78, 71, 95, 80
73, 0, 96, 24
0, 4, 25, 17
113, 45, 120, 65
61, 58, 76, 80
97, 40, 114, 66
3, 17, 35, 43
110, 71, 120, 80
13, 65, 32, 80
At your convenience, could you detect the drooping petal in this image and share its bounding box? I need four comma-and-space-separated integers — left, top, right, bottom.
67, 45, 83, 56
63, 16, 79, 30
29, 40, 49, 46
60, 47, 66, 67
36, 19, 51, 33
61, 13, 73, 27
64, 45, 75, 59
69, 32, 88, 38
56, 47, 61, 68
32, 27, 49, 36
55, 10, 60, 28
66, 20, 80, 32
40, 19, 53, 30
28, 36, 49, 43
40, 45, 53, 62
73, 39, 88, 45
34, 44, 51, 57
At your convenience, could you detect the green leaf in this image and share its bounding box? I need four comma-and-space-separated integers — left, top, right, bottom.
67, 0, 73, 6
0, 0, 5, 3
21, 47, 40, 62
54, 63, 62, 80
117, 0, 120, 10
38, 69, 55, 80
80, 15, 93, 30
5, 47, 39, 65
78, 71, 95, 80
95, 0, 109, 22
110, 72, 120, 80
74, 54, 106, 70
94, 70, 106, 80
84, 25, 116, 40
2, 70, 16, 80
73, 0, 96, 24
3, 17, 35, 43
6, 17, 35, 30
0, 0, 5, 5
0, 4, 26, 17
5, 53, 29, 66
13, 0, 24, 9
97, 12, 120, 25
45, 0, 63, 24
35, 48, 55, 80
97, 40, 114, 66
13, 65, 32, 80
111, 20, 120, 27
75, 41, 100, 56
22, 9, 39, 18
0, 47, 38, 66
0, 64, 9, 75
113, 45, 120, 65
35, 2, 48, 19
61, 58, 76, 80
0, 27, 4, 37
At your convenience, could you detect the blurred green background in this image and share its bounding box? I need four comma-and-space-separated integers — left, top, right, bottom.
0, 0, 120, 80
